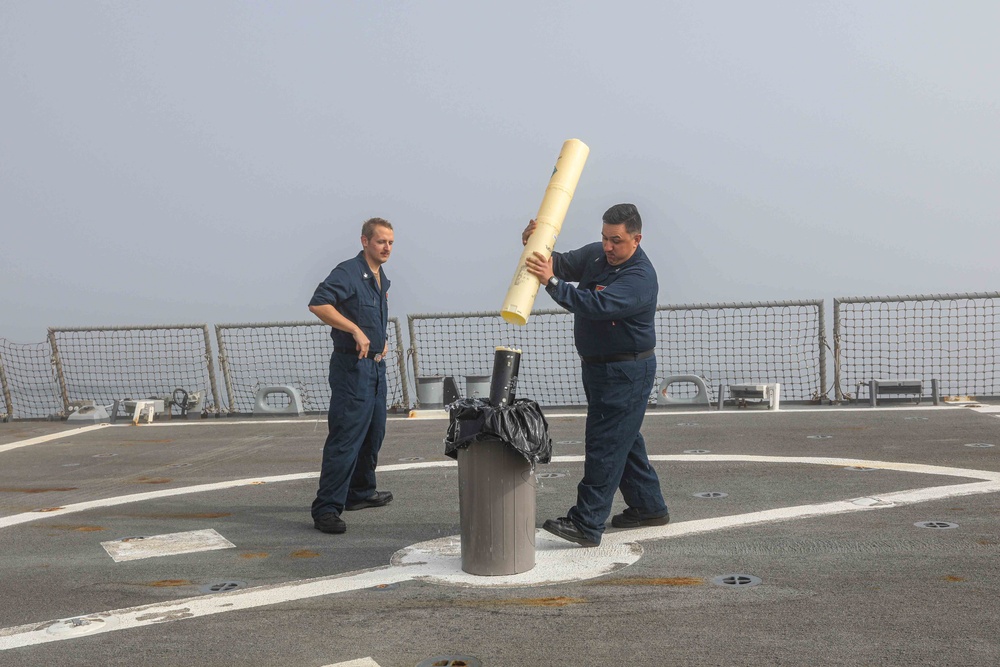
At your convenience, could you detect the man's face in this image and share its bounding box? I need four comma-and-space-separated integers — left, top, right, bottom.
602, 222, 640, 266
361, 226, 394, 266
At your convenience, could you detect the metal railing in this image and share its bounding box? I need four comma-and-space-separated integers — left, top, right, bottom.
834, 292, 1000, 401
2, 291, 997, 419
408, 299, 827, 405
47, 324, 221, 416
215, 318, 409, 413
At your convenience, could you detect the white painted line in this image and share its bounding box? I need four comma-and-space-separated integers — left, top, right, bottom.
646, 454, 1000, 481
0, 461, 454, 530
108, 418, 328, 427
2, 455, 997, 531
101, 529, 235, 562
0, 424, 110, 454
0, 565, 413, 650
0, 404, 966, 454
643, 404, 956, 417
2, 454, 1000, 650
321, 658, 382, 667
0, 471, 315, 530
602, 480, 1000, 547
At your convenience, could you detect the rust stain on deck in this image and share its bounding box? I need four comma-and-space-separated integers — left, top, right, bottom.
135, 477, 172, 484
136, 512, 232, 520
291, 550, 320, 558
460, 596, 587, 608
0, 487, 78, 494
590, 577, 706, 587
147, 580, 193, 587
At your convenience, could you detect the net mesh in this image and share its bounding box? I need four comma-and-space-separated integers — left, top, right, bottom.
658, 302, 825, 402
836, 294, 1000, 400
410, 310, 584, 405
49, 326, 218, 415
216, 318, 407, 413
0, 339, 63, 419
6, 293, 999, 420
409, 301, 826, 405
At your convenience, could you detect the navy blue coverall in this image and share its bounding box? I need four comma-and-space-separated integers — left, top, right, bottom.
545, 242, 668, 543
309, 251, 390, 519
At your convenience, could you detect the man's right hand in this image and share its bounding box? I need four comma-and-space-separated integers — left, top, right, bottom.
521, 219, 537, 246
353, 329, 371, 359
309, 304, 371, 359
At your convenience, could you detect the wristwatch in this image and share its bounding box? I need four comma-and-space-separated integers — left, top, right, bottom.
548, 276, 560, 288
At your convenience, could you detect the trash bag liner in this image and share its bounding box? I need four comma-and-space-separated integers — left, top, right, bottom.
444, 397, 552, 465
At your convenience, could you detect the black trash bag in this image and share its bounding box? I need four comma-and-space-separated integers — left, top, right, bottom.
444, 397, 552, 465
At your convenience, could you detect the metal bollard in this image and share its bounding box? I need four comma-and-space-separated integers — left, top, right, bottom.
458, 346, 536, 575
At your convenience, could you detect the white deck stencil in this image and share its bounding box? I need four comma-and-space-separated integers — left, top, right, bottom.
101, 528, 235, 562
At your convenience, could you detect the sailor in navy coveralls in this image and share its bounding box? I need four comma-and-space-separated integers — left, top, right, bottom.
308, 218, 395, 534
524, 203, 669, 547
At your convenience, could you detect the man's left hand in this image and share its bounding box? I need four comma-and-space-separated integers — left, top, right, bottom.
524, 251, 554, 285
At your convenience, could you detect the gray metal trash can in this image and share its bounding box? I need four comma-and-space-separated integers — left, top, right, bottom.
450, 346, 542, 576
458, 437, 537, 575
416, 376, 445, 408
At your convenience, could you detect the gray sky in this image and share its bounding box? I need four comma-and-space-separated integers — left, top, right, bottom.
3, 1, 998, 343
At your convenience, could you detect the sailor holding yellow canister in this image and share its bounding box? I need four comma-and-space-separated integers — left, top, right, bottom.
523, 203, 669, 547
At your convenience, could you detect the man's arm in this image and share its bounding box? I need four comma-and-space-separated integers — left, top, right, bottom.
555, 267, 656, 320
526, 260, 656, 321
308, 304, 371, 359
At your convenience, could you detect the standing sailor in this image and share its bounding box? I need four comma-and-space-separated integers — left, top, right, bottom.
523, 203, 669, 547
308, 217, 395, 534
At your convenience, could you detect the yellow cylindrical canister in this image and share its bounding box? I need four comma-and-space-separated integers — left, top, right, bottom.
500, 138, 590, 326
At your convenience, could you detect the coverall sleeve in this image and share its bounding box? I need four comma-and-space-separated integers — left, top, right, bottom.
550, 245, 592, 283
309, 265, 353, 308
549, 265, 657, 321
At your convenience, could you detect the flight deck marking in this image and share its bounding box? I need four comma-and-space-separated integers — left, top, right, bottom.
1, 454, 999, 650
0, 463, 448, 529
101, 529, 236, 562
0, 403, 973, 457
0, 423, 110, 453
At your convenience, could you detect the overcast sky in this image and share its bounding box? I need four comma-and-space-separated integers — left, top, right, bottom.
2, 1, 998, 343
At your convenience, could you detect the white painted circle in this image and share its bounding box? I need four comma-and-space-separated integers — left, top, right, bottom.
45, 615, 117, 636
390, 532, 643, 588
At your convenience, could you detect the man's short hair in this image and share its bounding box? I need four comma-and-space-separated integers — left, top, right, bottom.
603, 204, 642, 235
361, 217, 393, 239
